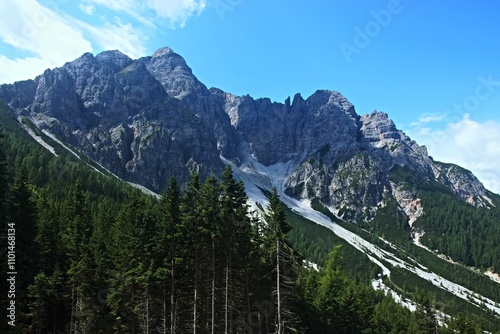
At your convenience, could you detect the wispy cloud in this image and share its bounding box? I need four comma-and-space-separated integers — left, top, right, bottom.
0, 0, 92, 83
83, 0, 156, 28
409, 113, 446, 127
0, 0, 209, 83
84, 0, 138, 13
83, 0, 206, 28
73, 16, 148, 59
79, 4, 95, 15
146, 0, 207, 28
407, 115, 500, 194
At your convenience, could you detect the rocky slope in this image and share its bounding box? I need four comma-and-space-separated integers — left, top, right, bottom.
0, 47, 493, 222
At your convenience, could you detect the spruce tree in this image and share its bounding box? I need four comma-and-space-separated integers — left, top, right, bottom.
264, 188, 297, 334
108, 192, 155, 333
29, 188, 67, 332
199, 175, 223, 333
180, 173, 203, 334
154, 176, 181, 334
61, 179, 96, 333
8, 165, 38, 329
0, 125, 8, 220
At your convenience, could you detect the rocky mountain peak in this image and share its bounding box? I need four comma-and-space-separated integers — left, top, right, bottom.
74, 52, 96, 63
152, 46, 175, 58
291, 92, 304, 105
146, 47, 209, 99
360, 111, 401, 147
95, 50, 133, 70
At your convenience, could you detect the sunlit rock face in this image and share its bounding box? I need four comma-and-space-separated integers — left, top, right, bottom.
0, 47, 491, 217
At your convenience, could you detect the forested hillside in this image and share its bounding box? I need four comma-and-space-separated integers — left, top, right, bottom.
0, 103, 498, 333
416, 180, 500, 271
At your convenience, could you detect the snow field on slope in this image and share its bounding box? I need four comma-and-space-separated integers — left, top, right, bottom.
18, 117, 57, 156
222, 154, 500, 316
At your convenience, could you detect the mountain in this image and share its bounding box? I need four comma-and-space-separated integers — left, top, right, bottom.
1, 47, 500, 324
0, 47, 493, 205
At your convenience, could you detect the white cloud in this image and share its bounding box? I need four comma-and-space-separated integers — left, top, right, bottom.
73, 17, 148, 59
83, 0, 156, 28
147, 0, 206, 28
79, 4, 95, 15
409, 113, 446, 127
0, 0, 208, 84
407, 115, 500, 194
82, 0, 209, 29
0, 0, 92, 83
85, 0, 208, 28
0, 55, 53, 83
0, 0, 152, 83
84, 0, 137, 13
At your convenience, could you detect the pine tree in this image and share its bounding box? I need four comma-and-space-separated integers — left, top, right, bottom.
108, 192, 155, 333
7, 165, 38, 329
199, 175, 223, 334
447, 313, 483, 334
0, 125, 8, 221
314, 246, 349, 332
61, 179, 97, 333
28, 188, 68, 333
86, 202, 117, 333
154, 176, 181, 334
180, 173, 204, 334
263, 188, 297, 334
35, 188, 62, 273
220, 166, 258, 333
220, 166, 238, 334
371, 294, 412, 334
408, 291, 439, 334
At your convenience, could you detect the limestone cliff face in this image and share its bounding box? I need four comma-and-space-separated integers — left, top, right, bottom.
0, 49, 226, 191
283, 110, 492, 222
0, 47, 492, 218
222, 90, 360, 166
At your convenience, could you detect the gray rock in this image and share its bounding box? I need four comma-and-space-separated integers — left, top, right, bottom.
0, 46, 492, 220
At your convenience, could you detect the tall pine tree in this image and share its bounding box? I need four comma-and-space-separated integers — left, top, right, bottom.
154, 177, 181, 334
264, 188, 297, 334
0, 125, 8, 221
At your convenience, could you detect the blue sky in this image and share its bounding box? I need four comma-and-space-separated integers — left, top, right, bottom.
1, 0, 500, 193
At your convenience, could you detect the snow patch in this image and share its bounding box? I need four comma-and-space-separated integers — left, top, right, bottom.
42, 130, 81, 159
372, 279, 450, 326
485, 270, 500, 284
413, 230, 431, 252
222, 152, 500, 316
482, 195, 495, 207
128, 182, 161, 198
19, 119, 57, 156
372, 278, 417, 312
303, 260, 319, 272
